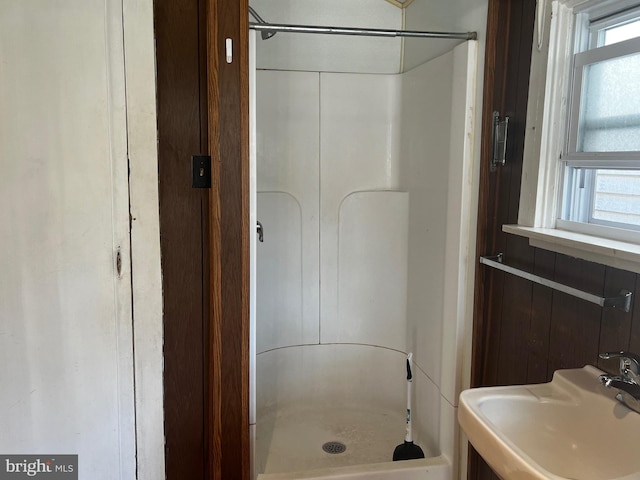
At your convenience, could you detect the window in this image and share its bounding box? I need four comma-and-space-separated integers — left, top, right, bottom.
559, 4, 640, 235
504, 0, 640, 271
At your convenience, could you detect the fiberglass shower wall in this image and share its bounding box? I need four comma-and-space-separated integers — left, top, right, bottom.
253, 41, 477, 473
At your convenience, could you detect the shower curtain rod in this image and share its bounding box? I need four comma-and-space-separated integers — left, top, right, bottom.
249, 22, 477, 40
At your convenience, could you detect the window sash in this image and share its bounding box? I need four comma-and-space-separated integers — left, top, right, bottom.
561, 167, 640, 230
588, 5, 640, 48
562, 23, 640, 234
566, 35, 640, 155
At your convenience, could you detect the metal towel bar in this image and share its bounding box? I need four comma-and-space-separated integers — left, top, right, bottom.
480, 254, 633, 313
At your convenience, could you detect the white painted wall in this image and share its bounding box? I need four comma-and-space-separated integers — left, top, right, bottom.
0, 1, 163, 478
122, 1, 165, 478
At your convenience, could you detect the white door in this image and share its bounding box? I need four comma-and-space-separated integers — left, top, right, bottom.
0, 1, 136, 478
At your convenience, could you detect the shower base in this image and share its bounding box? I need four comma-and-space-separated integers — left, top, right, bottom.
256, 404, 447, 479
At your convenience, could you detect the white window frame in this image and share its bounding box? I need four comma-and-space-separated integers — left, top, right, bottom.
507, 0, 640, 273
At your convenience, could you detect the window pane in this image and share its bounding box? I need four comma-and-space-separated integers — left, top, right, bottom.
578, 52, 640, 152
592, 169, 640, 225
603, 19, 640, 46
563, 167, 640, 229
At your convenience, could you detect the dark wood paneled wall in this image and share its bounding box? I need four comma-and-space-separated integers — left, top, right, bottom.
155, 0, 209, 478
470, 1, 640, 479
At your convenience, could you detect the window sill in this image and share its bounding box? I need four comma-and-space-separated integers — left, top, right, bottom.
502, 224, 640, 273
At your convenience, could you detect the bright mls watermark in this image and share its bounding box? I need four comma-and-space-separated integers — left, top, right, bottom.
0, 456, 77, 479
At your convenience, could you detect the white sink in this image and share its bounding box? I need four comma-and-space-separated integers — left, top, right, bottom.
458, 366, 640, 480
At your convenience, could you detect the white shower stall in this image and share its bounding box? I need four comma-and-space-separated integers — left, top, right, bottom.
248, 2, 487, 478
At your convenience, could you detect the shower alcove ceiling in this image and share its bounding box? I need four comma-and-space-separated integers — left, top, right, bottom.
250, 1, 487, 478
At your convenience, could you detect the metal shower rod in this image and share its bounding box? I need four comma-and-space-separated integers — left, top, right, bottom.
249, 22, 477, 40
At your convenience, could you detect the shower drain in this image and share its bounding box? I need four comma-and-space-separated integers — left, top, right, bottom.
322, 441, 346, 454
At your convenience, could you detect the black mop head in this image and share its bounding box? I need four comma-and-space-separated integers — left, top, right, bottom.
393, 440, 425, 461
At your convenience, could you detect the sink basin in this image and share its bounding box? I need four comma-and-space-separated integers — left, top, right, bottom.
458, 366, 640, 480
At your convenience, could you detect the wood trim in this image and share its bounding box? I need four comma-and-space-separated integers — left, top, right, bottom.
206, 0, 250, 478
206, 0, 221, 477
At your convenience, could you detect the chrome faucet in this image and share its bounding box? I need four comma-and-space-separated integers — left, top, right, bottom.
599, 351, 640, 413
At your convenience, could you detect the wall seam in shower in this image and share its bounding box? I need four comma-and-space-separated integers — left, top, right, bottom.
399, 8, 406, 72
318, 71, 322, 347
255, 341, 443, 392
257, 342, 407, 355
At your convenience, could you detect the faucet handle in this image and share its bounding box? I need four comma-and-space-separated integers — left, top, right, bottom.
599, 351, 640, 378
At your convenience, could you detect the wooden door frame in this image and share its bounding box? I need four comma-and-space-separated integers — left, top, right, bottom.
206, 0, 251, 478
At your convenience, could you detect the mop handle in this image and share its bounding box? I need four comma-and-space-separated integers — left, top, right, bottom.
405, 353, 413, 443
